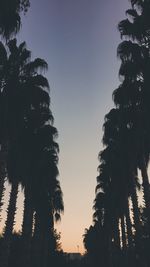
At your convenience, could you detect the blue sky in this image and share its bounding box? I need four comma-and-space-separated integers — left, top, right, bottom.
1, 0, 131, 253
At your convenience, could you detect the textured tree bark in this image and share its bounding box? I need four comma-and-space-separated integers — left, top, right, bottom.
0, 168, 6, 223
103, 208, 113, 267
1, 180, 19, 267
131, 179, 141, 257
121, 215, 127, 249
140, 157, 150, 236
21, 185, 34, 267
0, 144, 7, 223
113, 216, 120, 249
32, 209, 54, 267
32, 212, 42, 267
41, 211, 54, 267
125, 199, 133, 248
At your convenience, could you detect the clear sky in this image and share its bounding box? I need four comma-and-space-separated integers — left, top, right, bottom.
1, 0, 131, 254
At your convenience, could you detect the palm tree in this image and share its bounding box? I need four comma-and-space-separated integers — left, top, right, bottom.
0, 38, 53, 267
21, 124, 64, 267
83, 223, 106, 267
117, 7, 150, 234
30, 136, 64, 267
0, 38, 64, 267
92, 106, 144, 266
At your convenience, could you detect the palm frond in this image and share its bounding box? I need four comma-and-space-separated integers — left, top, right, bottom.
8, 38, 18, 54
54, 212, 61, 222
18, 41, 27, 52
130, 0, 144, 8
27, 75, 50, 90
0, 42, 7, 63
118, 19, 134, 39
117, 41, 141, 62
19, 48, 31, 65
25, 58, 48, 74
0, 12, 21, 39
126, 9, 138, 18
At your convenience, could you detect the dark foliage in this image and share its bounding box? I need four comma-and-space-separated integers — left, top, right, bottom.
0, 0, 30, 39
84, 1, 150, 267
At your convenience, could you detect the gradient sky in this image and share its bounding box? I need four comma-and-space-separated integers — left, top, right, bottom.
1, 0, 131, 253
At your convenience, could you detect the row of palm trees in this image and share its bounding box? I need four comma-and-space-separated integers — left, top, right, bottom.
84, 1, 150, 266
0, 1, 64, 267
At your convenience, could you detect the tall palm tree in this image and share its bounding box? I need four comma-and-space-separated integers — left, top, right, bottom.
92, 107, 143, 266
83, 222, 106, 267
0, 38, 52, 267
117, 8, 150, 233
30, 138, 64, 267
21, 123, 64, 267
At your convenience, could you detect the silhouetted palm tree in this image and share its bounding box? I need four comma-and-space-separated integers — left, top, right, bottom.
25, 125, 64, 267
0, 2, 64, 267
0, 38, 54, 267
91, 106, 144, 266
83, 222, 106, 267
117, 2, 150, 236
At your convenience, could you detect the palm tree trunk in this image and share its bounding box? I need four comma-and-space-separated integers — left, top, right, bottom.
121, 215, 126, 249
32, 209, 54, 267
131, 179, 141, 256
0, 145, 7, 223
0, 168, 6, 223
125, 198, 133, 248
103, 208, 113, 267
41, 227, 49, 267
1, 180, 19, 267
140, 157, 150, 216
112, 216, 121, 267
32, 212, 42, 267
42, 210, 54, 267
22, 185, 34, 267
113, 216, 120, 249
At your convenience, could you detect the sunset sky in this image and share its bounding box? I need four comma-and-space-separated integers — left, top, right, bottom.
1, 0, 130, 253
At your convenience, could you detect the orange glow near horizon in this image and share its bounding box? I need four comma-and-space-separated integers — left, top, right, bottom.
0, 182, 89, 254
